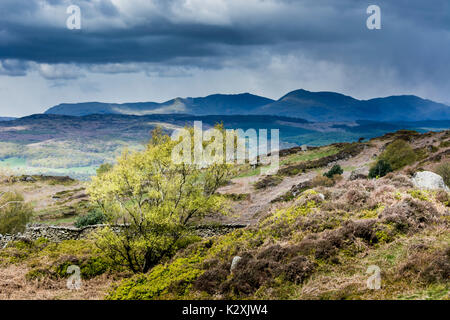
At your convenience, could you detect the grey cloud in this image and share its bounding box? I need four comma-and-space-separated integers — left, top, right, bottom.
37, 63, 85, 80
0, 59, 30, 76
0, 0, 449, 102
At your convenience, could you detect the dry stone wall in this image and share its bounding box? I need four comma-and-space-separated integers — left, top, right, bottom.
0, 224, 246, 248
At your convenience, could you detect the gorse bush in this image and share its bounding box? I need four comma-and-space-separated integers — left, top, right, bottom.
89, 126, 233, 273
323, 165, 343, 179
379, 139, 417, 170
0, 191, 33, 235
21, 239, 112, 280
75, 209, 106, 228
369, 160, 393, 179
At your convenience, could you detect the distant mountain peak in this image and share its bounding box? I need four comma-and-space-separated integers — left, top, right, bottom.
258, 90, 450, 121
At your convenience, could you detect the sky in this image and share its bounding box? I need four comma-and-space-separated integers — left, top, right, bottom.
0, 0, 449, 117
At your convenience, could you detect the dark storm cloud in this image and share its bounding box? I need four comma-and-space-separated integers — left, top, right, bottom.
0, 0, 449, 92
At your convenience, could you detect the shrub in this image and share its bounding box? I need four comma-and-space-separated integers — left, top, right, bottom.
369, 160, 393, 179
435, 190, 449, 206
435, 162, 450, 187
399, 248, 450, 284
220, 255, 279, 296
379, 198, 439, 233
89, 126, 233, 273
24, 240, 111, 280
107, 254, 206, 300
0, 191, 33, 235
408, 190, 430, 202
276, 256, 316, 284
54, 256, 109, 279
75, 209, 106, 228
310, 175, 334, 187
343, 189, 370, 208
430, 145, 439, 153
379, 139, 417, 170
96, 163, 113, 176
193, 263, 229, 294
224, 193, 250, 201
323, 165, 343, 179
254, 175, 283, 190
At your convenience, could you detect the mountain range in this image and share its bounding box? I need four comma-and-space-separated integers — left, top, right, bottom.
45, 89, 450, 122
45, 93, 274, 118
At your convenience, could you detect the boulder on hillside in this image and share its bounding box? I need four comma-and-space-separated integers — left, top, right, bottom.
412, 171, 449, 191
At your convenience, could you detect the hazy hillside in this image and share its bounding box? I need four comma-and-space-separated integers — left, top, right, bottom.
45, 93, 274, 117
255, 89, 450, 121
0, 117, 15, 121
0, 113, 449, 180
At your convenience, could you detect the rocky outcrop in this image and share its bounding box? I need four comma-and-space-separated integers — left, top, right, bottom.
412, 171, 449, 191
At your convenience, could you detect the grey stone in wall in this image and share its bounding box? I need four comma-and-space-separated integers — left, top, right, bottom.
0, 223, 246, 248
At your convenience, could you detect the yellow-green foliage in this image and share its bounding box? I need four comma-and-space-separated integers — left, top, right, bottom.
375, 226, 394, 244
379, 139, 417, 170
358, 205, 384, 219
0, 191, 33, 234
0, 238, 48, 266
96, 163, 113, 176
0, 238, 111, 280
270, 199, 318, 225
88, 126, 233, 273
107, 197, 323, 300
107, 229, 254, 300
6, 239, 112, 280
107, 254, 206, 300
408, 190, 430, 201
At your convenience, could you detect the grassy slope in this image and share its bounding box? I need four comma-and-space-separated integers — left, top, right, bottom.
0, 175, 90, 226
108, 186, 449, 300
0, 130, 448, 300
107, 130, 450, 300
